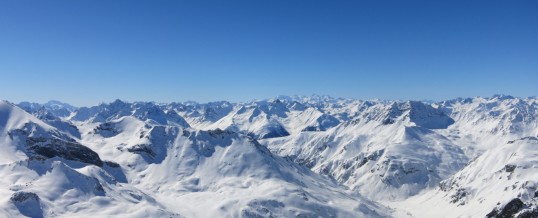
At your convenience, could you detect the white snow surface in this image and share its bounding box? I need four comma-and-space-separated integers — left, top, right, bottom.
0, 95, 537, 217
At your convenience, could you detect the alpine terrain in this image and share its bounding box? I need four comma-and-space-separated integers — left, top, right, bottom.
1, 94, 537, 218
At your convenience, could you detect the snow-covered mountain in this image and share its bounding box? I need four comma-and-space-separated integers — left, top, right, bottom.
18, 100, 77, 119
1, 100, 389, 217
2, 95, 537, 217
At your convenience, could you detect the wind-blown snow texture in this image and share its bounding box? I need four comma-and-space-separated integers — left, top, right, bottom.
1, 94, 537, 217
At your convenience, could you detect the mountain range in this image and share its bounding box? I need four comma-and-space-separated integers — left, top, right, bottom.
1, 94, 537, 217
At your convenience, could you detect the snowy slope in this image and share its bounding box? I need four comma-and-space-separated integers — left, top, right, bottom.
264, 101, 468, 201
0, 101, 53, 164
435, 95, 538, 157
2, 95, 538, 217
76, 114, 390, 217
1, 100, 391, 217
0, 101, 178, 217
394, 136, 538, 217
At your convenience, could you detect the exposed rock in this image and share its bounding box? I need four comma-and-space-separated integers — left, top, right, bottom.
104, 161, 120, 168
93, 122, 120, 137
10, 191, 40, 203
508, 136, 538, 144
28, 137, 103, 167
505, 164, 517, 173
487, 198, 524, 218
127, 144, 155, 157
450, 188, 468, 205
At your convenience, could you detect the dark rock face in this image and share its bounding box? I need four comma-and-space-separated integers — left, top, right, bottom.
450, 188, 468, 205
508, 136, 538, 144
7, 121, 104, 167
302, 126, 321, 132
127, 144, 155, 157
486, 198, 524, 218
93, 122, 120, 138
500, 198, 524, 218
504, 164, 517, 173
104, 161, 120, 168
28, 137, 103, 167
10, 191, 39, 203
207, 128, 231, 136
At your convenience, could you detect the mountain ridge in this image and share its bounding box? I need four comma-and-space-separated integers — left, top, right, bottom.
1, 95, 537, 217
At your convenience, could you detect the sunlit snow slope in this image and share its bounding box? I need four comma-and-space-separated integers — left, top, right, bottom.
1, 94, 537, 218
1, 100, 389, 218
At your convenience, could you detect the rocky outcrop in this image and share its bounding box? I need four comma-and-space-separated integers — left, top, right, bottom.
10, 191, 43, 218
487, 198, 524, 218
27, 137, 103, 167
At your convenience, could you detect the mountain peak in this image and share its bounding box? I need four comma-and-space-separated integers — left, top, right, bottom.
490, 94, 515, 100
44, 100, 77, 111
0, 101, 52, 133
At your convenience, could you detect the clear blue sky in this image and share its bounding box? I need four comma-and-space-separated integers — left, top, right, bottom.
0, 0, 536, 106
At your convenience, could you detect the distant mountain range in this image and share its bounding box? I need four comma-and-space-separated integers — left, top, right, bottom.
1, 95, 537, 217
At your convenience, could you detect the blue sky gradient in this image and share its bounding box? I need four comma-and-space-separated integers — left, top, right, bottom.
0, 0, 537, 106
